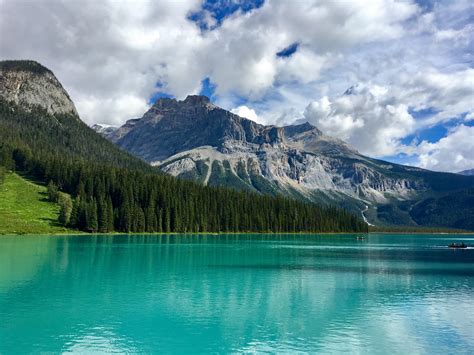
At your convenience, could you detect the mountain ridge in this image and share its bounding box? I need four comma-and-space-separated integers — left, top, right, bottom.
101, 95, 474, 229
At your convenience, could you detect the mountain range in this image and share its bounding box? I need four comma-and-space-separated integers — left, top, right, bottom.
93, 95, 474, 230
0, 60, 366, 234
1, 59, 472, 231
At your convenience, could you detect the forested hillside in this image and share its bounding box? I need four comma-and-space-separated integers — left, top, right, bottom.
0, 99, 367, 233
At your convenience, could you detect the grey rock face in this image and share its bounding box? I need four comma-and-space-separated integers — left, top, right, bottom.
0, 60, 77, 116
109, 95, 290, 162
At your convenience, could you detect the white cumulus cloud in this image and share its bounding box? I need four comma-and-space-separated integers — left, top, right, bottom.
304, 85, 416, 157
417, 125, 474, 172
0, 0, 421, 124
1, 0, 473, 171
231, 105, 261, 123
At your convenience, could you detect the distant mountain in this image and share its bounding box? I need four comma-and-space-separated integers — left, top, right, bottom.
91, 123, 118, 138
102, 95, 474, 230
459, 169, 474, 176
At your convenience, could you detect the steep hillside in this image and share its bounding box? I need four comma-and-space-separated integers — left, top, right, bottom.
0, 60, 153, 172
0, 173, 73, 234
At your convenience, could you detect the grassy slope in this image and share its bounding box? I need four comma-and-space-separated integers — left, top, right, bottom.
0, 173, 74, 234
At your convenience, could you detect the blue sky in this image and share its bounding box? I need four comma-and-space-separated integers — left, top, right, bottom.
189, 0, 264, 30
1, 0, 472, 172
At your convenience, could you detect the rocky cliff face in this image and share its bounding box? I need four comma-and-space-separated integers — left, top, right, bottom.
104, 96, 429, 223
0, 60, 77, 116
108, 95, 294, 162
157, 130, 422, 204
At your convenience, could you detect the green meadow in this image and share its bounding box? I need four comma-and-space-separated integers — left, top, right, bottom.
0, 173, 73, 234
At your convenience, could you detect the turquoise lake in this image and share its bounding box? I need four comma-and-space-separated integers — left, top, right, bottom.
1, 233, 473, 353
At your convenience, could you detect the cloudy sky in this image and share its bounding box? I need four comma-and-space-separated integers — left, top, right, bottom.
1, 0, 473, 172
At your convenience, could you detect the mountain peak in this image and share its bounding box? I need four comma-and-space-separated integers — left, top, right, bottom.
0, 60, 53, 75
151, 95, 212, 110
152, 97, 177, 108
184, 95, 210, 105
0, 59, 78, 116
343, 85, 356, 96
283, 121, 320, 135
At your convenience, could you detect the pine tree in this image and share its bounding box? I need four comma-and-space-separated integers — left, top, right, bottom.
0, 147, 14, 170
70, 197, 80, 228
58, 194, 73, 226
47, 180, 59, 202
119, 200, 132, 232
157, 209, 163, 233
136, 206, 146, 232
85, 198, 98, 232
98, 198, 108, 233
145, 206, 157, 232
106, 197, 114, 232
164, 209, 171, 233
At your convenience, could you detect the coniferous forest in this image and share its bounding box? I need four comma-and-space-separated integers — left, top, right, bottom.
0, 99, 368, 233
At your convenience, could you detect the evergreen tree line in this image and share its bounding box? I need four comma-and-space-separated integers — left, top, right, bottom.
0, 99, 368, 233
47, 180, 73, 226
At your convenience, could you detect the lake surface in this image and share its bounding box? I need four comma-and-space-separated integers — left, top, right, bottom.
1, 233, 473, 354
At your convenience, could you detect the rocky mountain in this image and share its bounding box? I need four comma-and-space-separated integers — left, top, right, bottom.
103, 95, 474, 229
0, 60, 77, 116
3, 59, 467, 230
0, 60, 154, 173
1, 60, 367, 234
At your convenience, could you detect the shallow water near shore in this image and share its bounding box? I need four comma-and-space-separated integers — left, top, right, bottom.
1, 233, 473, 353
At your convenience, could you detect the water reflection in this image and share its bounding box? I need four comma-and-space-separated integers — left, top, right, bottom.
0, 235, 57, 291
0, 234, 473, 353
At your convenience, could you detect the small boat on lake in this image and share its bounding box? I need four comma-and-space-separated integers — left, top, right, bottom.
448, 242, 467, 249
356, 236, 365, 240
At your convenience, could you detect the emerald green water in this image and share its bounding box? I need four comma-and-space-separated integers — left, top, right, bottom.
1, 234, 473, 353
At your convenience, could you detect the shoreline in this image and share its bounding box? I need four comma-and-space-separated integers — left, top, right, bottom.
1, 231, 473, 237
